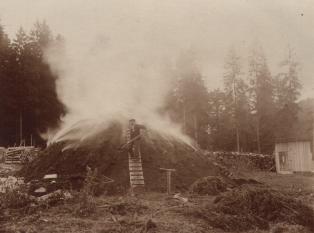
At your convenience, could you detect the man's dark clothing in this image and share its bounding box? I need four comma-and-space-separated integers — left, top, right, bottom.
130, 124, 146, 140
127, 124, 146, 157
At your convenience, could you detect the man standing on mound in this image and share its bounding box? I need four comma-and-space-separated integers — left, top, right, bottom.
127, 119, 146, 158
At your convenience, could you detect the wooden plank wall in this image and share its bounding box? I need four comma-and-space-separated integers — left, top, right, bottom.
275, 141, 313, 172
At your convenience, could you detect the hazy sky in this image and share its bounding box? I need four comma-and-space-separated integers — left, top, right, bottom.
0, 0, 313, 99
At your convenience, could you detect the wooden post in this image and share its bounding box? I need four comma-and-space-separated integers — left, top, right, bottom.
167, 171, 171, 194
312, 116, 314, 159
160, 168, 176, 195
233, 78, 240, 153
193, 114, 198, 144
19, 113, 23, 145
183, 105, 186, 134
256, 118, 261, 153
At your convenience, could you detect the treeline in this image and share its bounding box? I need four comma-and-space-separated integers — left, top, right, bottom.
0, 20, 312, 153
164, 47, 312, 154
0, 21, 65, 146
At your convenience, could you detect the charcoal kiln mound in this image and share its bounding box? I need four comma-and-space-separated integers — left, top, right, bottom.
21, 121, 219, 193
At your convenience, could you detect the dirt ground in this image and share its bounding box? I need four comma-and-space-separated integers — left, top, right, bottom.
242, 171, 314, 208
1, 164, 314, 233
0, 163, 22, 177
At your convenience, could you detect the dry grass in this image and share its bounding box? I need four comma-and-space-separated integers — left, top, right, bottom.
1, 162, 314, 233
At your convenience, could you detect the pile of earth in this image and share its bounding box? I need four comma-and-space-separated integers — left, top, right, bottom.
21, 121, 220, 193
190, 175, 261, 195
187, 184, 314, 232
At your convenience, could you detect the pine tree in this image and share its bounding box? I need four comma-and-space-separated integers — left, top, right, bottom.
248, 46, 275, 153
163, 51, 210, 147
0, 22, 66, 146
208, 89, 233, 150
274, 47, 302, 139
176, 72, 209, 145
0, 23, 14, 145
223, 48, 250, 152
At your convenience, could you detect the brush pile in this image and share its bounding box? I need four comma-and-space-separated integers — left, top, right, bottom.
190, 176, 228, 195
0, 176, 24, 193
192, 184, 314, 231
190, 175, 262, 196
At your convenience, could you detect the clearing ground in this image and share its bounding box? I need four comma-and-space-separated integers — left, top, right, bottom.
1, 162, 313, 233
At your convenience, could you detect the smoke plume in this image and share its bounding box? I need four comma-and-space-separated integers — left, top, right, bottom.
32, 0, 313, 146
43, 1, 200, 145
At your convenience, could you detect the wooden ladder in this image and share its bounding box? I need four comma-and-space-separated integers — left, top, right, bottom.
128, 149, 145, 190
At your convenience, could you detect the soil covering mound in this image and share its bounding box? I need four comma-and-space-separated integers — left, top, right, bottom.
21, 121, 219, 192
191, 184, 314, 231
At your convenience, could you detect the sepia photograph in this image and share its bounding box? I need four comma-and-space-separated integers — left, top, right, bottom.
0, 1, 313, 232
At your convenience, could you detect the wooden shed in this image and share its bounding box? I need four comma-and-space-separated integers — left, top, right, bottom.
274, 140, 313, 174
0, 147, 6, 162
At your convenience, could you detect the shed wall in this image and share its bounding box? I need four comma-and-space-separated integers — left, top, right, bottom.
275, 141, 312, 172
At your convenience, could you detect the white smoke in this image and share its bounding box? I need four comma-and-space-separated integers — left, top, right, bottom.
2, 0, 313, 100
43, 1, 199, 145
35, 0, 313, 146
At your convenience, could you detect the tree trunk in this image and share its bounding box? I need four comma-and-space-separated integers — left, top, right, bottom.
256, 117, 261, 153
233, 78, 240, 152
183, 105, 186, 134
236, 126, 240, 152
193, 114, 198, 144
19, 113, 23, 145
312, 115, 314, 159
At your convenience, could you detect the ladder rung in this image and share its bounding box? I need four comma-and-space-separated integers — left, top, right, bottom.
129, 164, 142, 167
129, 168, 143, 171
129, 167, 142, 170
128, 149, 145, 188
131, 180, 145, 185
129, 164, 142, 168
130, 176, 144, 180
132, 184, 145, 188
129, 161, 142, 165
130, 171, 143, 176
129, 159, 142, 163
129, 161, 142, 164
